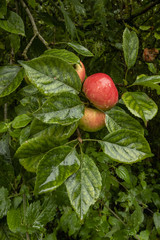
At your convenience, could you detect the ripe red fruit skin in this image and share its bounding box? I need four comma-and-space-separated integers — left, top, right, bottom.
83, 73, 118, 111
75, 61, 86, 83
79, 107, 105, 132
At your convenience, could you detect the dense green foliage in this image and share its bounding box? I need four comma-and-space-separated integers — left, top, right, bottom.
0, 0, 160, 239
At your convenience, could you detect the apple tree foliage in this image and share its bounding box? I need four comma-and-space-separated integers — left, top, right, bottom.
0, 0, 160, 239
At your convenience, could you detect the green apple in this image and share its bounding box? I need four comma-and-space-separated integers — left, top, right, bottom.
79, 107, 105, 132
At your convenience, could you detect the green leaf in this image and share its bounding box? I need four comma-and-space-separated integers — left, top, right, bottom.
105, 108, 144, 135
9, 34, 21, 53
59, 0, 76, 38
123, 27, 139, 69
0, 11, 25, 36
33, 93, 84, 125
137, 230, 150, 240
33, 197, 57, 229
122, 92, 158, 125
34, 146, 80, 194
0, 122, 8, 133
7, 198, 57, 234
116, 166, 131, 184
100, 129, 153, 164
15, 122, 78, 172
139, 26, 151, 31
0, 66, 24, 97
65, 154, 102, 220
28, 0, 36, 8
67, 42, 94, 56
153, 212, 160, 234
69, 0, 86, 16
0, 0, 7, 18
43, 49, 80, 64
44, 233, 57, 240
12, 114, 32, 129
154, 32, 160, 40
19, 56, 81, 96
59, 207, 81, 236
147, 63, 157, 74
132, 75, 160, 95
7, 208, 23, 233
0, 187, 11, 219
0, 134, 10, 158
0, 223, 23, 240
130, 203, 144, 230
0, 156, 15, 190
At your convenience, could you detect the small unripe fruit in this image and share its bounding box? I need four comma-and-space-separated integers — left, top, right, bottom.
79, 107, 105, 132
75, 61, 86, 83
83, 73, 118, 111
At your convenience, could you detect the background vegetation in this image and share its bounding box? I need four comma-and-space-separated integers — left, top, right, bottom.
0, 0, 160, 239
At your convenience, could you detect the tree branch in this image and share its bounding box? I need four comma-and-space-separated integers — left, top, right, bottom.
117, 0, 160, 22
20, 0, 50, 59
131, 0, 160, 20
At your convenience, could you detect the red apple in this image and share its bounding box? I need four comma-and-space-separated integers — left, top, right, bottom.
79, 107, 105, 132
75, 61, 86, 83
83, 73, 118, 111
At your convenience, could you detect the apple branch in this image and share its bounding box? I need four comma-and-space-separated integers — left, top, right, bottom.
20, 0, 50, 59
117, 0, 160, 22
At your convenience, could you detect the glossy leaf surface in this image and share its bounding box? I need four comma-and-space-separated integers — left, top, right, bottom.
43, 49, 80, 64
122, 92, 158, 125
33, 93, 84, 125
132, 75, 160, 95
0, 11, 25, 36
12, 114, 32, 129
65, 154, 102, 220
123, 28, 139, 69
0, 66, 24, 97
15, 122, 78, 172
67, 42, 94, 56
19, 56, 81, 96
105, 108, 144, 135
100, 129, 153, 164
34, 146, 80, 194
116, 165, 131, 184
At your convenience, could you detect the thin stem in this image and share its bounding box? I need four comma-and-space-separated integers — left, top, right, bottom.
20, 0, 50, 59
81, 138, 100, 143
22, 34, 36, 60
4, 103, 7, 121
77, 128, 82, 143
63, 139, 78, 146
105, 204, 126, 226
124, 68, 129, 85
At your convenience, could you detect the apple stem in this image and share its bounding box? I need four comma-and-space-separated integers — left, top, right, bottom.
77, 128, 83, 144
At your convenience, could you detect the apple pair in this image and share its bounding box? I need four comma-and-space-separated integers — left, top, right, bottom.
75, 61, 118, 132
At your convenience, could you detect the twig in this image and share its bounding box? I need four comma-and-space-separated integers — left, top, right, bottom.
20, 0, 50, 59
4, 104, 7, 121
22, 34, 36, 60
131, 0, 160, 20
4, 48, 14, 121
105, 204, 126, 226
117, 0, 160, 22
